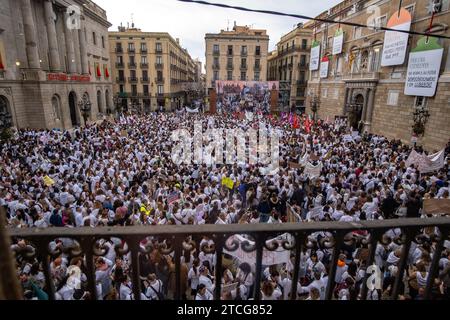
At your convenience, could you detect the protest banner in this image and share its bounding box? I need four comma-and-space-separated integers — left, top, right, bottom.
304, 162, 323, 179
221, 177, 234, 190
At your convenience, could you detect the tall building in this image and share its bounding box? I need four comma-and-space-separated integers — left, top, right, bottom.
109, 25, 196, 111
0, 0, 113, 129
306, 0, 450, 151
205, 23, 269, 89
267, 23, 312, 113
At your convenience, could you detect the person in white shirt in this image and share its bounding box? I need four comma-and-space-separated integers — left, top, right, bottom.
188, 259, 201, 297
195, 284, 213, 300
144, 273, 164, 300
198, 266, 215, 294
298, 271, 327, 300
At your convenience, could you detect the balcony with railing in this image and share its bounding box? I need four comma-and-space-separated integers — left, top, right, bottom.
115, 47, 123, 53
343, 71, 380, 82
140, 48, 148, 54
115, 62, 124, 68
155, 48, 163, 54
240, 64, 248, 70
127, 47, 136, 53
140, 63, 149, 69
116, 77, 126, 83
155, 77, 165, 83
212, 63, 220, 70
128, 62, 137, 69
3, 212, 450, 300
128, 77, 138, 83
254, 64, 261, 71
140, 77, 150, 83
213, 50, 220, 56
155, 63, 164, 69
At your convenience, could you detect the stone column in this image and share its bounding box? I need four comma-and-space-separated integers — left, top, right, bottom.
343, 87, 349, 113
73, 29, 82, 74
63, 13, 77, 74
43, 0, 61, 71
78, 19, 89, 75
361, 87, 370, 122
20, 0, 41, 69
364, 88, 376, 132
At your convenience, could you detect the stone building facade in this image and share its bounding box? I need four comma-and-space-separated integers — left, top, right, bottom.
109, 26, 196, 112
0, 0, 113, 129
267, 24, 312, 113
205, 23, 269, 89
305, 0, 450, 151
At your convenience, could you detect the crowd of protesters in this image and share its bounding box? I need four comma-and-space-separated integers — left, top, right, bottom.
2, 111, 450, 300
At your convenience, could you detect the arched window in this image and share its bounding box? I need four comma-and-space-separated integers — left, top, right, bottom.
51, 95, 62, 121
370, 43, 383, 72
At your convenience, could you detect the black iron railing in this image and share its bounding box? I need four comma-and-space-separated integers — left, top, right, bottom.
6, 216, 450, 301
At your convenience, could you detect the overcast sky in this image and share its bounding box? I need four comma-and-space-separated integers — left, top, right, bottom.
95, 0, 342, 70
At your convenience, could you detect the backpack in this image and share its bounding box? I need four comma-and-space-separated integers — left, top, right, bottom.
148, 280, 164, 300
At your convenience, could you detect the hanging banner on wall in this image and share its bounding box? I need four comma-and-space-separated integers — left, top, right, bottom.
404, 37, 444, 97
332, 28, 344, 55
381, 8, 412, 67
309, 40, 321, 71
320, 56, 329, 78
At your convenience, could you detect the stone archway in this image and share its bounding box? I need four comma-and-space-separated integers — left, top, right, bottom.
68, 91, 79, 126
0, 95, 12, 128
348, 93, 364, 131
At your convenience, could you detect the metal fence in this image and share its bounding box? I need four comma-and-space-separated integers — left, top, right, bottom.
6, 217, 450, 301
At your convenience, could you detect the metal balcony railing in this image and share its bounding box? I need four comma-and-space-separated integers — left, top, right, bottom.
116, 77, 126, 83
155, 77, 164, 83
115, 62, 124, 68
212, 63, 220, 70
128, 77, 138, 83
128, 63, 137, 69
140, 63, 149, 69
6, 215, 450, 301
155, 63, 164, 69
140, 77, 150, 83
140, 48, 148, 54
155, 48, 163, 54
127, 48, 136, 53
115, 47, 123, 53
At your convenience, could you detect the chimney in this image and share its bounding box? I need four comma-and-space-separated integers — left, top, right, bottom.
176, 38, 180, 44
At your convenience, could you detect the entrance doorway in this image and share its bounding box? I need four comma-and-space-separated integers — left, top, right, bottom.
349, 94, 364, 130
68, 91, 79, 126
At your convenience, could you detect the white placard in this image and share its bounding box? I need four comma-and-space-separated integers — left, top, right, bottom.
319, 60, 329, 78
404, 48, 444, 97
381, 21, 411, 67
332, 34, 344, 55
310, 44, 320, 71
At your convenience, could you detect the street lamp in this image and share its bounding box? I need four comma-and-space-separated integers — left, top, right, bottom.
412, 105, 430, 136
310, 95, 320, 122
77, 95, 92, 126
113, 95, 123, 116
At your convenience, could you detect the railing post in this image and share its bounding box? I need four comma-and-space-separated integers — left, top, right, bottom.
253, 234, 264, 301
325, 232, 344, 300
290, 233, 304, 300
424, 228, 448, 299
128, 238, 142, 300
0, 207, 22, 300
391, 228, 416, 300
36, 238, 56, 300
360, 230, 381, 300
214, 235, 225, 300
80, 237, 98, 300
174, 237, 182, 300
